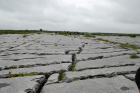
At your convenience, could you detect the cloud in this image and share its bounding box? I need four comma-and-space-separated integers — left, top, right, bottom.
0, 0, 140, 33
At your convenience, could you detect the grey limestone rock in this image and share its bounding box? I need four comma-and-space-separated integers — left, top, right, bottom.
0, 75, 45, 93
41, 76, 137, 93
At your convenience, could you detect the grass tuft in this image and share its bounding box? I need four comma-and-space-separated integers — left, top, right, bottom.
68, 64, 76, 71
130, 54, 139, 58
58, 72, 65, 81
8, 72, 36, 78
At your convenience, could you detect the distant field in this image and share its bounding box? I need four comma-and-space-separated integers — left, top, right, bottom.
0, 30, 140, 37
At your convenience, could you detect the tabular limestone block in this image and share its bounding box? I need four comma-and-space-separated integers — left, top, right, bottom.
0, 55, 72, 69
41, 76, 137, 93
0, 63, 70, 77
0, 75, 45, 93
65, 66, 139, 82
81, 48, 126, 54
125, 74, 135, 81
46, 73, 59, 85
76, 55, 140, 71
137, 49, 140, 54
76, 50, 137, 61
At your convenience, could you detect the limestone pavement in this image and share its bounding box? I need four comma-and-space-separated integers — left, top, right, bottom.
0, 33, 139, 93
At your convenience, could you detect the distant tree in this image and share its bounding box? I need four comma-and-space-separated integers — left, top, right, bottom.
40, 29, 43, 31
25, 29, 28, 32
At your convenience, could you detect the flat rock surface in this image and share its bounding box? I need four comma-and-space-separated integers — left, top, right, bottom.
0, 63, 70, 76
125, 74, 135, 81
41, 76, 137, 93
65, 66, 139, 82
76, 50, 137, 61
76, 55, 140, 70
0, 75, 45, 93
0, 55, 72, 69
46, 73, 59, 84
81, 48, 126, 54
0, 34, 139, 93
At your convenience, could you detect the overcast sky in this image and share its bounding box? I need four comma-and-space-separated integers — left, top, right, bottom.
0, 0, 140, 33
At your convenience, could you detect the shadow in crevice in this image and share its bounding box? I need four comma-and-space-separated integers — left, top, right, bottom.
0, 83, 10, 89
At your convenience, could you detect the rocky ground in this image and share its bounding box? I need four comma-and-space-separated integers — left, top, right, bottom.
0, 33, 140, 93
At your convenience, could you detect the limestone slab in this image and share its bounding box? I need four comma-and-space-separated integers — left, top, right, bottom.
41, 76, 137, 93
81, 48, 127, 54
0, 63, 70, 76
76, 50, 137, 61
125, 74, 135, 81
0, 55, 72, 69
46, 73, 59, 85
65, 66, 139, 82
0, 75, 45, 93
76, 55, 140, 70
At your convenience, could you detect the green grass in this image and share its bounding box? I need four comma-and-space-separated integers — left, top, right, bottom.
68, 64, 76, 71
8, 72, 36, 78
58, 72, 65, 81
79, 47, 82, 52
130, 54, 139, 58
9, 67, 17, 69
23, 42, 27, 44
77, 52, 80, 54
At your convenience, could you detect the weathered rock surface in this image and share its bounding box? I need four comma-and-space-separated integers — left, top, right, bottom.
46, 73, 59, 85
41, 76, 137, 93
76, 50, 137, 61
76, 55, 139, 70
125, 74, 135, 81
65, 66, 139, 82
0, 55, 72, 69
0, 63, 70, 77
0, 75, 45, 93
0, 34, 139, 93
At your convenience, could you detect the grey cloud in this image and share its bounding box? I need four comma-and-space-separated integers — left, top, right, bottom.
0, 0, 140, 33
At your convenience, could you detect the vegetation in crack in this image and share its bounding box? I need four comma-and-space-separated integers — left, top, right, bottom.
23, 34, 29, 38
65, 50, 69, 54
58, 72, 65, 82
72, 53, 76, 62
79, 47, 82, 52
77, 47, 82, 54
77, 52, 80, 54
8, 71, 36, 78
130, 54, 139, 58
68, 64, 76, 71
9, 66, 17, 69
95, 38, 140, 50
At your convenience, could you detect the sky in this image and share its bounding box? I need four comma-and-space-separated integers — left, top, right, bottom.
0, 0, 140, 33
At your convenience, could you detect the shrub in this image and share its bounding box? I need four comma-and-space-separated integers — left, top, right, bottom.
130, 35, 136, 38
